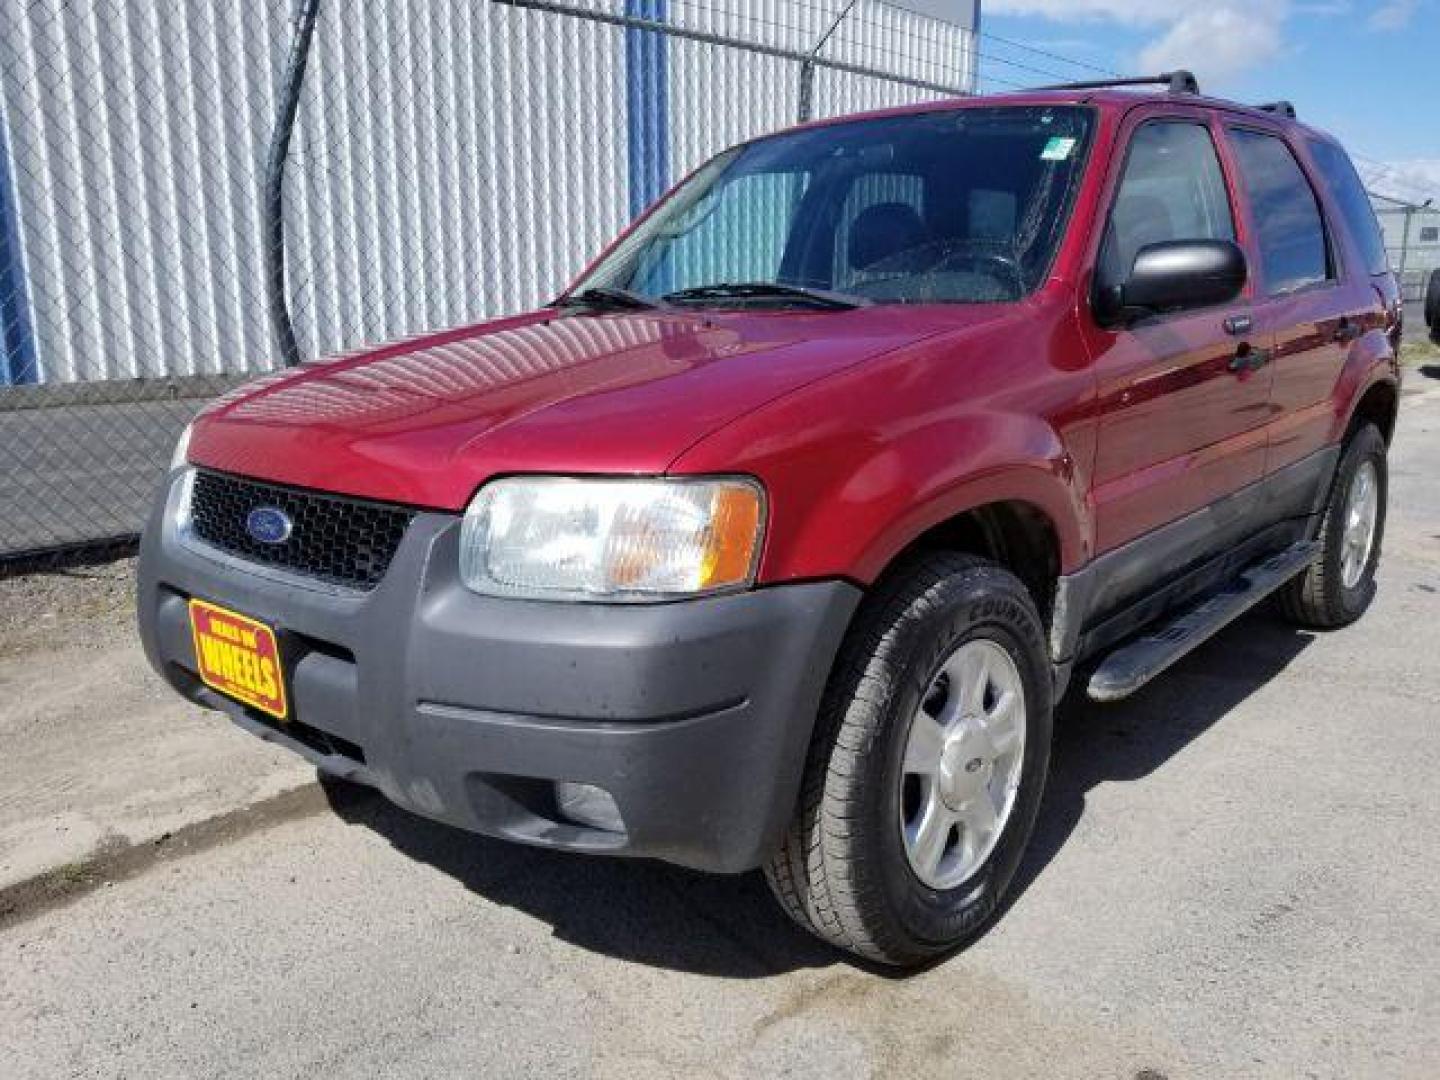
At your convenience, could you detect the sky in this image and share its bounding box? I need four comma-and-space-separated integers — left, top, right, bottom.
973, 0, 1440, 206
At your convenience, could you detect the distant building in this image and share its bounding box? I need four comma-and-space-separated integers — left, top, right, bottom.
0, 1, 979, 387
1370, 191, 1440, 299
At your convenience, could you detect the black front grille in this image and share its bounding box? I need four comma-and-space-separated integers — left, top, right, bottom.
187, 470, 414, 589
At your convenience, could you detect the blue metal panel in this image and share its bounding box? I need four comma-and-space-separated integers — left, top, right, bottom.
0, 115, 37, 384
624, 0, 669, 220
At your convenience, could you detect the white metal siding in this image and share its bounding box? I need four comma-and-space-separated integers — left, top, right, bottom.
0, 1, 290, 382
284, 1, 629, 362
1, 0, 973, 384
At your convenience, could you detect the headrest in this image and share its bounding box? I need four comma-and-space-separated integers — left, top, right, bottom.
849, 201, 929, 271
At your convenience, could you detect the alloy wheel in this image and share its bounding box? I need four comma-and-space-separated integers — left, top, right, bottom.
899, 638, 1026, 890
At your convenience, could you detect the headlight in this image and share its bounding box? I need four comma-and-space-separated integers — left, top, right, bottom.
459, 477, 765, 601
170, 423, 193, 471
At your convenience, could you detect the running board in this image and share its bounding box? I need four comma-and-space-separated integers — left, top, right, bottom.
1087, 542, 1318, 702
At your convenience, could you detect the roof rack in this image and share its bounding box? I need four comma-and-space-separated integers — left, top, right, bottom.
1255, 100, 1297, 118
1032, 70, 1200, 95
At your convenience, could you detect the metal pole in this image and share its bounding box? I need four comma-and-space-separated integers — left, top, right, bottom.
264, 0, 322, 368
1398, 205, 1413, 295
0, 115, 38, 384
797, 0, 861, 123
797, 62, 815, 123
969, 0, 982, 94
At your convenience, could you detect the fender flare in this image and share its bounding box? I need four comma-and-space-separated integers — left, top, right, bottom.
1330, 347, 1400, 447
845, 435, 1091, 586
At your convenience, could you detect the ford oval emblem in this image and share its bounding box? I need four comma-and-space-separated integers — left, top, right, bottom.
245, 506, 293, 545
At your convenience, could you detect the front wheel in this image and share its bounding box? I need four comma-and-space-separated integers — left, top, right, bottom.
765, 553, 1052, 966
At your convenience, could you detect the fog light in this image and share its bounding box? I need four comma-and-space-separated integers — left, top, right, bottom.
555, 782, 624, 833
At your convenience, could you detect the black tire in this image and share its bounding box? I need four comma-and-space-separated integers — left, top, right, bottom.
1425, 267, 1440, 329
765, 552, 1053, 967
1276, 424, 1387, 629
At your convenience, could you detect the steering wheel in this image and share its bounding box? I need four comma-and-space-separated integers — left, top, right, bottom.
858, 239, 1025, 299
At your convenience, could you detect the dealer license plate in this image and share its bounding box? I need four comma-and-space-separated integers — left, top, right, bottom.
188, 599, 288, 720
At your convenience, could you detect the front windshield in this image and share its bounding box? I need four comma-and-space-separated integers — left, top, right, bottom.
573, 105, 1094, 307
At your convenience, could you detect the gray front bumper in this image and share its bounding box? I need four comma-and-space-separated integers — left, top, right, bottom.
136, 472, 860, 872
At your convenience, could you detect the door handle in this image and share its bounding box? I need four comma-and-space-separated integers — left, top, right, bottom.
1223, 314, 1253, 336
1333, 318, 1362, 344
1228, 345, 1271, 373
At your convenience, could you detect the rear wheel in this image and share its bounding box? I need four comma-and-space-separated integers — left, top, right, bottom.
1276, 423, 1387, 629
765, 553, 1052, 966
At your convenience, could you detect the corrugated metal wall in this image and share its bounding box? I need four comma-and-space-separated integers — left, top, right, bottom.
0, 0, 973, 386
0, 1, 290, 383
285, 0, 632, 364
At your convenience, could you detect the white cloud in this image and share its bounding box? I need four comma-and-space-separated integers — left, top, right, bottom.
1137, 9, 1286, 83
1028, 37, 1112, 53
1368, 0, 1419, 30
983, 1, 1175, 22
1356, 159, 1440, 203
986, 0, 1292, 88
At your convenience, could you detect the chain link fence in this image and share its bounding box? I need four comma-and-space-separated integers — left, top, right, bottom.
1373, 198, 1440, 305
0, 3, 290, 565
0, 0, 972, 570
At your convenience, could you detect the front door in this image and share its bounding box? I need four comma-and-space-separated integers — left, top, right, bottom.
1083, 114, 1273, 557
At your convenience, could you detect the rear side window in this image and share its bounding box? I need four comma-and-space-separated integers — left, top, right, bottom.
1308, 138, 1389, 276
1098, 121, 1235, 289
1229, 129, 1331, 294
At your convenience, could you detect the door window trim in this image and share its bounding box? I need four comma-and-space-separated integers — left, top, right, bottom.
1302, 135, 1389, 278
1223, 123, 1343, 299
1087, 112, 1246, 330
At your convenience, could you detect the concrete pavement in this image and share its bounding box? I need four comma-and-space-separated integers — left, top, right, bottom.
0, 560, 313, 893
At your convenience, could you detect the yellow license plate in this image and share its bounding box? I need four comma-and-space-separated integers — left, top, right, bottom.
188, 599, 288, 720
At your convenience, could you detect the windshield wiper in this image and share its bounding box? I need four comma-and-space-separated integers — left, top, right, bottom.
662, 282, 869, 310
550, 286, 664, 312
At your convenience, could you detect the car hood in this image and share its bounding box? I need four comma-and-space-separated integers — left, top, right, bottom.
189, 305, 999, 509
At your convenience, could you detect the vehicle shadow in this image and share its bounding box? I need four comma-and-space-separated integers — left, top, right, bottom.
323, 608, 1316, 979
1007, 609, 1316, 905
321, 775, 841, 978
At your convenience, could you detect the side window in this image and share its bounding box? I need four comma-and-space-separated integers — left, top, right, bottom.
1229, 129, 1331, 294
1308, 138, 1389, 276
1099, 121, 1235, 289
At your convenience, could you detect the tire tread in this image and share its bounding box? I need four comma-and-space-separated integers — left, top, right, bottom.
1276, 424, 1385, 629
766, 552, 1045, 965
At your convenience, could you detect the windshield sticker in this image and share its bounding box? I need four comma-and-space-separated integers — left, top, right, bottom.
1040, 136, 1077, 161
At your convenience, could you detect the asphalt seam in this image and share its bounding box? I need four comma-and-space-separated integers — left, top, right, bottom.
0, 779, 333, 932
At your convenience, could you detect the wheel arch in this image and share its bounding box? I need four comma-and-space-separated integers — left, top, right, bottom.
1344, 376, 1399, 445
864, 494, 1067, 631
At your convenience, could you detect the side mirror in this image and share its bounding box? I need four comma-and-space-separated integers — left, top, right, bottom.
1096, 239, 1247, 327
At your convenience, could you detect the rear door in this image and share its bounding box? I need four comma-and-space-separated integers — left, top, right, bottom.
1222, 125, 1366, 476
1083, 111, 1271, 555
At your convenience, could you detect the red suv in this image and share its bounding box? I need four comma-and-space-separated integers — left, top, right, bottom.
139, 75, 1402, 966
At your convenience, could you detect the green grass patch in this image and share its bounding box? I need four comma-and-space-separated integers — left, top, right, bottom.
1399, 338, 1439, 369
